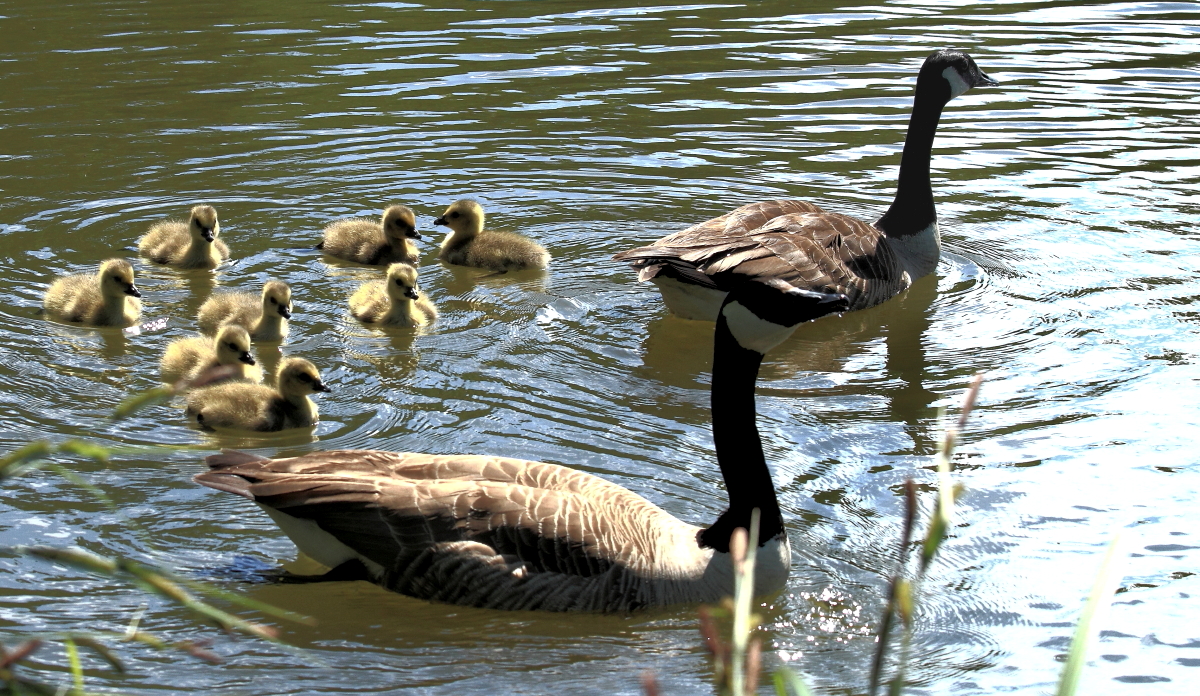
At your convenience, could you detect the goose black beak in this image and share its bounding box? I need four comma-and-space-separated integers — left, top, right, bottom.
406, 229, 423, 240
125, 284, 142, 298
279, 306, 293, 319
201, 227, 215, 243
976, 70, 999, 87
240, 352, 256, 366
404, 287, 420, 300
313, 381, 331, 393
433, 216, 447, 226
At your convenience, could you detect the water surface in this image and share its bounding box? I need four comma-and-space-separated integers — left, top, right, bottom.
1, 0, 1199, 693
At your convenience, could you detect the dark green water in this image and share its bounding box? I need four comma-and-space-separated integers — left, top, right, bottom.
2, 0, 1198, 693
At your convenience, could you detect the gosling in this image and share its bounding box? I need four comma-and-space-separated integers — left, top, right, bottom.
160, 325, 262, 386
349, 263, 438, 327
318, 205, 421, 265
185, 357, 330, 432
434, 199, 549, 272
138, 205, 229, 269
43, 259, 142, 327
197, 280, 292, 342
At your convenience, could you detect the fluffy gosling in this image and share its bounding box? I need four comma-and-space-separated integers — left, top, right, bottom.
43, 259, 142, 327
197, 280, 292, 342
185, 357, 329, 432
434, 199, 549, 272
349, 263, 437, 327
319, 205, 421, 265
138, 205, 229, 269
161, 325, 261, 385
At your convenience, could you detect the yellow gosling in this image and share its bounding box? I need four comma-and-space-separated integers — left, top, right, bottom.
319, 205, 420, 265
197, 280, 292, 342
161, 325, 261, 385
138, 205, 229, 269
348, 263, 437, 327
43, 259, 142, 327
350, 262, 439, 328
185, 357, 329, 432
434, 199, 549, 272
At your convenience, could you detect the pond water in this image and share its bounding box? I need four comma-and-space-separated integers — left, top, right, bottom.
1, 0, 1198, 693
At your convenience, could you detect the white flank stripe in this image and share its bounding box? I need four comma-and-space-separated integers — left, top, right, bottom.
721, 301, 799, 354
260, 504, 385, 577
652, 276, 727, 321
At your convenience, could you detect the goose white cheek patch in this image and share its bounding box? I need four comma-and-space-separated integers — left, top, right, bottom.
943, 66, 971, 100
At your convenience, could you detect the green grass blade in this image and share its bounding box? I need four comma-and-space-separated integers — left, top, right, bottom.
1056, 533, 1126, 696
0, 441, 53, 480
772, 667, 813, 696
64, 638, 84, 694
175, 575, 315, 626
55, 441, 110, 466
112, 386, 175, 421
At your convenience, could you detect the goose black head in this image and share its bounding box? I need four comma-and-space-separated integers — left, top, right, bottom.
919, 49, 998, 103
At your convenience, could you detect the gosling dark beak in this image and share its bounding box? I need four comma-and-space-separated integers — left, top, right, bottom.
200, 227, 215, 243
279, 306, 292, 319
125, 284, 141, 298
433, 216, 447, 227
240, 352, 256, 366
406, 228, 422, 240
404, 287, 420, 300
313, 381, 331, 393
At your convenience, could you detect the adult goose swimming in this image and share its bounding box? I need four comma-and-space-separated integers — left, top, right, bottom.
611, 49, 997, 327
193, 290, 846, 612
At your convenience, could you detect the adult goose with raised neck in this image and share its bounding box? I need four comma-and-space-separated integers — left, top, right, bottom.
612, 49, 997, 330
191, 296, 831, 612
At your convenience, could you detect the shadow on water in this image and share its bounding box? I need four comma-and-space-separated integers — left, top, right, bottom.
634, 270, 940, 451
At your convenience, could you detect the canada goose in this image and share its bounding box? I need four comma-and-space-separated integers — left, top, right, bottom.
197, 280, 293, 342
612, 49, 997, 333
138, 205, 230, 269
348, 263, 438, 327
189, 285, 826, 612
43, 259, 142, 327
434, 199, 550, 272
185, 357, 329, 432
161, 325, 262, 385
318, 205, 421, 266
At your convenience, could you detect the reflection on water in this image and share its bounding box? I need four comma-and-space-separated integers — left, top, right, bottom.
2, 0, 1200, 693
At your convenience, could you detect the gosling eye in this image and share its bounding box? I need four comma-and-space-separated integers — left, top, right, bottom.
269, 297, 277, 304
227, 342, 238, 350
297, 373, 312, 383
449, 211, 459, 219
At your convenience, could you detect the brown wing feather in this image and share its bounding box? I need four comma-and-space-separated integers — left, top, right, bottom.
195, 450, 697, 611
614, 199, 907, 313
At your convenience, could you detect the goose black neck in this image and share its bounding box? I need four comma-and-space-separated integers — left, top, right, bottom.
875, 90, 947, 238
698, 308, 784, 552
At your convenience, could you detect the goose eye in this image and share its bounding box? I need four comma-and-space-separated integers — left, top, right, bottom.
269, 297, 277, 304
227, 343, 238, 350
297, 373, 312, 382
450, 212, 459, 219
